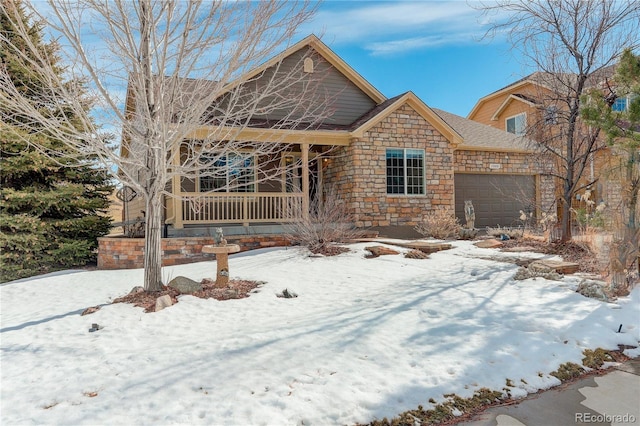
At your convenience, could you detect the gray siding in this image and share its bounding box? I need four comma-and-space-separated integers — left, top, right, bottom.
214, 46, 377, 127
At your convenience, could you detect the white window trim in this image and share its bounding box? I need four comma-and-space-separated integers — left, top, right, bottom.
197, 152, 256, 193
505, 112, 527, 135
385, 147, 426, 196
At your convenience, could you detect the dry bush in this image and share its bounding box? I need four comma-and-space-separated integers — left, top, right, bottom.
486, 225, 525, 240
608, 231, 640, 296
284, 188, 363, 255
415, 208, 460, 240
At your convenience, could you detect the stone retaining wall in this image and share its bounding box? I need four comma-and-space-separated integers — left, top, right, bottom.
98, 235, 290, 270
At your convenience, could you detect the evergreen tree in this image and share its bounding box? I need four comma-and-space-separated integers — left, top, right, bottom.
582, 49, 640, 292
0, 0, 113, 282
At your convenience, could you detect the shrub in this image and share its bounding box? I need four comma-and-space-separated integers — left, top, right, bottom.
284, 187, 363, 255
415, 208, 460, 240
486, 225, 524, 240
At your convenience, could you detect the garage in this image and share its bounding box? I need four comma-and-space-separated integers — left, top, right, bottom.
455, 173, 536, 229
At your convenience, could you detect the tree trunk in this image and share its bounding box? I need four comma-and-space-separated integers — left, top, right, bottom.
560, 191, 573, 242
143, 194, 164, 292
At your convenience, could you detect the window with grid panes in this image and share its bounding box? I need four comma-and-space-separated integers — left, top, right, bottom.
386, 148, 425, 195
199, 153, 255, 192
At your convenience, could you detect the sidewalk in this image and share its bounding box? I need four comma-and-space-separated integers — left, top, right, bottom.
459, 359, 640, 426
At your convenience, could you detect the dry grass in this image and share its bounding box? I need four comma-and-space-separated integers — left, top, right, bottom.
500, 237, 600, 274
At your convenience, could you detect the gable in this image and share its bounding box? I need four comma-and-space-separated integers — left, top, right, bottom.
210, 35, 384, 129
245, 45, 379, 127
490, 94, 538, 121
352, 92, 463, 145
468, 80, 547, 128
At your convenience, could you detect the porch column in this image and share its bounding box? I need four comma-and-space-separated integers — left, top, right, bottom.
171, 142, 184, 229
302, 143, 310, 220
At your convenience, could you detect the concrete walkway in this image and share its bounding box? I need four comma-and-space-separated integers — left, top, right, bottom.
459, 359, 640, 426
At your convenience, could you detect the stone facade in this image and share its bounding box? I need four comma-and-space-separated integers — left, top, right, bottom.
324, 105, 455, 227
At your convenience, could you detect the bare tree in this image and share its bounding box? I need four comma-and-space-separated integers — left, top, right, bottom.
476, 0, 640, 242
0, 0, 328, 291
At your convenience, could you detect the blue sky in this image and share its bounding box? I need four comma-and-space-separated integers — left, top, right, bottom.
299, 1, 534, 117
37, 0, 532, 119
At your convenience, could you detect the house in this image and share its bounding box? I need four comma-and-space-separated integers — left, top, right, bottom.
121, 35, 551, 239
467, 69, 623, 220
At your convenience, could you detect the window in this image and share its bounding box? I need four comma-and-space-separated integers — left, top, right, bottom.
199, 153, 255, 192
506, 113, 526, 135
612, 97, 627, 112
386, 148, 425, 195
544, 106, 558, 125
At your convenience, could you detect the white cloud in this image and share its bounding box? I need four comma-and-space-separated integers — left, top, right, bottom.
303, 1, 503, 56
365, 32, 479, 56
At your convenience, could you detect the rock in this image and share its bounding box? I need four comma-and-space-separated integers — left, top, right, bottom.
380, 240, 451, 253
276, 288, 298, 298
88, 323, 102, 332
404, 249, 429, 259
155, 294, 173, 312
129, 286, 144, 295
513, 266, 562, 281
530, 259, 579, 274
223, 289, 240, 299
167, 276, 202, 294
474, 239, 503, 249
365, 246, 400, 258
458, 228, 478, 240
528, 261, 555, 274
576, 280, 609, 302
81, 306, 101, 316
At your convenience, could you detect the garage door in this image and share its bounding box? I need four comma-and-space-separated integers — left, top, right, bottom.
454, 174, 535, 229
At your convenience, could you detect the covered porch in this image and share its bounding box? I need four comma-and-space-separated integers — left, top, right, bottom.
164, 131, 347, 229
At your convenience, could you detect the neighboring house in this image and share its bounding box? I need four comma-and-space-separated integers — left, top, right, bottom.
122, 35, 550, 237
467, 69, 623, 219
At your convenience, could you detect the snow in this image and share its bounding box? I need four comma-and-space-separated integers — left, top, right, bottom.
1, 241, 638, 425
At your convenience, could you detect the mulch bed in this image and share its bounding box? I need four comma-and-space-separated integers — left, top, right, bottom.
113, 279, 263, 312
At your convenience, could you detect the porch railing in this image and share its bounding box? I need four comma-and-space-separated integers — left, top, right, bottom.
179, 192, 304, 225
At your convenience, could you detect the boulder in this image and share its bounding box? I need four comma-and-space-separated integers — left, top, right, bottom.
155, 294, 173, 312
404, 249, 430, 259
365, 246, 400, 258
81, 306, 101, 316
458, 228, 479, 240
474, 239, 503, 249
168, 276, 202, 294
576, 280, 609, 302
513, 266, 562, 281
529, 259, 579, 274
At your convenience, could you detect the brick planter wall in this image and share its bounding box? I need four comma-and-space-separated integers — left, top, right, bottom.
98, 235, 290, 270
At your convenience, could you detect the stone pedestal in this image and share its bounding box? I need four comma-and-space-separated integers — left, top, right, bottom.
202, 244, 241, 288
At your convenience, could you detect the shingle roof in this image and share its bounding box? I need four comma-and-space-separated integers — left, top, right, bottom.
432, 108, 532, 152
348, 93, 406, 131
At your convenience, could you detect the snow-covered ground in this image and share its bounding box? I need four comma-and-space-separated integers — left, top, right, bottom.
1, 241, 638, 425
